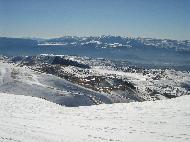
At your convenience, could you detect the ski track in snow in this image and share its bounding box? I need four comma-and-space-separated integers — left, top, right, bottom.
0, 93, 190, 142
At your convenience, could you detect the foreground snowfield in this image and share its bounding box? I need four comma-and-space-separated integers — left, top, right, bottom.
0, 93, 190, 142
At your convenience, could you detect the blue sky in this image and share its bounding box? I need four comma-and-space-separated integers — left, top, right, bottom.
0, 0, 190, 40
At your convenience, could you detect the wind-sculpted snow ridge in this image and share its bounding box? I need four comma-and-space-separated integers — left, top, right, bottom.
0, 92, 190, 142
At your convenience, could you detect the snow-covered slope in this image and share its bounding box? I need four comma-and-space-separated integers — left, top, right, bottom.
1, 56, 190, 106
0, 93, 190, 142
0, 61, 112, 106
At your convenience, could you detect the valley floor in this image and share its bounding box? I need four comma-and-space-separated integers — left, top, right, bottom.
0, 93, 190, 142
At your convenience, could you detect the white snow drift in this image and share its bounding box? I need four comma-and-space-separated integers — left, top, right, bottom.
0, 93, 190, 142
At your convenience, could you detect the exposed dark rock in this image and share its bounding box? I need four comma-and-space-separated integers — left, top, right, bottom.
181, 82, 190, 91
9, 56, 24, 63
51, 56, 90, 69
162, 93, 177, 99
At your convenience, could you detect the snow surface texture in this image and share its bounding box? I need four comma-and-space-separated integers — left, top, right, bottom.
0, 93, 190, 142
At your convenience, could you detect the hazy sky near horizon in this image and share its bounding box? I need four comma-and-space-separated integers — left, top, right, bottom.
0, 0, 190, 40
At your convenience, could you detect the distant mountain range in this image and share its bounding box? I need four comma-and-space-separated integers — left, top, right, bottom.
0, 37, 38, 48
0, 36, 190, 51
